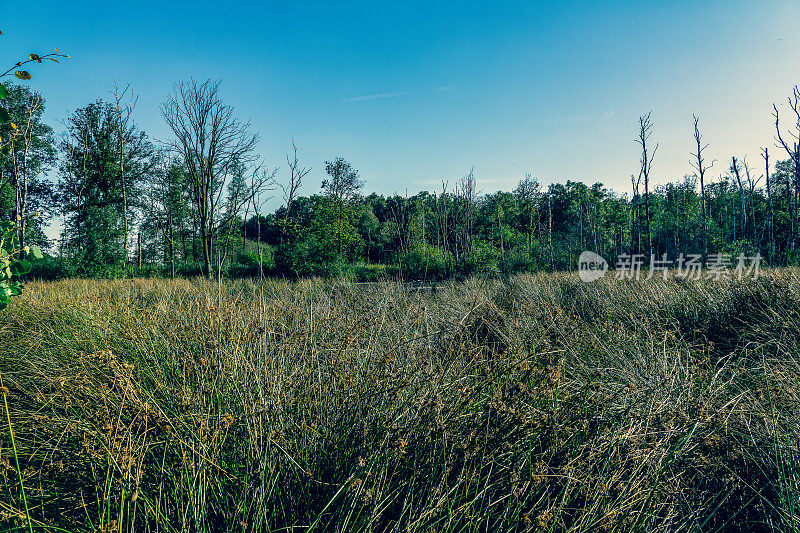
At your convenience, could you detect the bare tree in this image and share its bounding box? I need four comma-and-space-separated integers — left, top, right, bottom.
248, 166, 276, 280
630, 173, 642, 254
690, 114, 714, 261
547, 187, 553, 270
161, 79, 259, 278
742, 157, 760, 246
111, 81, 138, 263
281, 140, 311, 236
773, 86, 800, 252
731, 156, 746, 241
636, 112, 657, 257
455, 168, 477, 256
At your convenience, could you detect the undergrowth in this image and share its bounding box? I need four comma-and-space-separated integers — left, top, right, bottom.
0, 271, 798, 532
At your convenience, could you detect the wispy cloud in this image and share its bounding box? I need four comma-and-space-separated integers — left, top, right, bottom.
344, 91, 407, 102
434, 86, 453, 92
530, 109, 615, 127
558, 109, 615, 124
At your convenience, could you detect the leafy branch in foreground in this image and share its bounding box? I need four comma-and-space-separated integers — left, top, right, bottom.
0, 221, 42, 310
0, 30, 67, 307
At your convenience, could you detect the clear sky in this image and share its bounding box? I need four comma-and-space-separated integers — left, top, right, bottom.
3, 0, 800, 204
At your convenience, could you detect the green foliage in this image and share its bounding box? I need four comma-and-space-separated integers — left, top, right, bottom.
226, 245, 275, 278
0, 220, 41, 310
322, 157, 363, 201
498, 247, 538, 274
455, 239, 499, 276
58, 100, 154, 271
0, 35, 65, 310
398, 242, 451, 280
340, 261, 396, 281
0, 42, 798, 281
0, 84, 58, 248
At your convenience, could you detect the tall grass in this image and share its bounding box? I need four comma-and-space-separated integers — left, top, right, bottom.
0, 271, 798, 531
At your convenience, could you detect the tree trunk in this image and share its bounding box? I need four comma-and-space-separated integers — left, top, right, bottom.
764, 149, 774, 260
732, 157, 746, 242
700, 176, 707, 262
199, 212, 213, 279
257, 214, 263, 281
548, 194, 553, 270
787, 162, 793, 254
168, 211, 175, 278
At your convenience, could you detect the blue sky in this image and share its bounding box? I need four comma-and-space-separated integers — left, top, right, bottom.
3, 0, 800, 205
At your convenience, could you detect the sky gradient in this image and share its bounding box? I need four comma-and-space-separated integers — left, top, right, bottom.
3, 0, 800, 205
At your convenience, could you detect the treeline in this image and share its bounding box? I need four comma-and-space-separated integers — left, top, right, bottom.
2, 79, 800, 280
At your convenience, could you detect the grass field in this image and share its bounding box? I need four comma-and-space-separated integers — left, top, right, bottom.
0, 272, 799, 532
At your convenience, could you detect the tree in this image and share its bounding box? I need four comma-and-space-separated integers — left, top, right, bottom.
322, 157, 363, 255
139, 152, 191, 277
773, 86, 800, 254
219, 158, 248, 268
0, 84, 56, 249
246, 165, 276, 279
161, 79, 259, 278
455, 168, 477, 258
514, 173, 541, 255
731, 156, 746, 241
282, 140, 311, 228
322, 157, 363, 201
636, 112, 657, 257
763, 148, 775, 259
111, 81, 138, 263
58, 101, 153, 274
690, 114, 714, 261
272, 139, 310, 253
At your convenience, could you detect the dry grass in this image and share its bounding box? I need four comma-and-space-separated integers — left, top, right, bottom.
0, 271, 799, 532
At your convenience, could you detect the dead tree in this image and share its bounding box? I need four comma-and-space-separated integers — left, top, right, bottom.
636, 112, 658, 257
455, 168, 477, 257
731, 156, 746, 241
547, 188, 553, 270
742, 157, 760, 247
690, 114, 714, 261
281, 139, 311, 240
630, 173, 641, 254
247, 166, 276, 280
773, 86, 800, 252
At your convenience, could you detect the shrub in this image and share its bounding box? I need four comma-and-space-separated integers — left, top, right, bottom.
398, 243, 451, 280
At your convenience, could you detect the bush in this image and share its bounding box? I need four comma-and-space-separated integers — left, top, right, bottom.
497, 247, 537, 274
340, 262, 394, 282
29, 255, 68, 280
455, 240, 499, 277
398, 243, 451, 280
